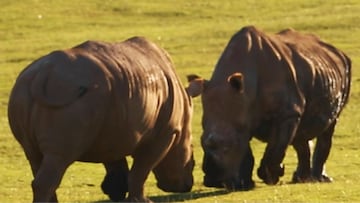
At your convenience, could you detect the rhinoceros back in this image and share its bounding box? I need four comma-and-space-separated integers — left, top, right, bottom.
9, 37, 191, 161
276, 29, 351, 122
209, 26, 351, 140
79, 37, 190, 135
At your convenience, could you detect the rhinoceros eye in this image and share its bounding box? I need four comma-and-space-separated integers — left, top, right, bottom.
78, 86, 88, 97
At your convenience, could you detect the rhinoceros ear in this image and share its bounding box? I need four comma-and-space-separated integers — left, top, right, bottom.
227, 73, 244, 93
186, 74, 206, 98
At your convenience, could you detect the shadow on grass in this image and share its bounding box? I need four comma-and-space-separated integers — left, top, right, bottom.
150, 189, 229, 202
92, 189, 229, 202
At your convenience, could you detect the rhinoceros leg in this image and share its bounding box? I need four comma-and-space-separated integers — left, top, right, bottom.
312, 121, 335, 182
31, 154, 70, 202
126, 132, 176, 202
258, 116, 300, 185
22, 141, 58, 202
101, 158, 129, 201
292, 140, 312, 183
29, 157, 58, 201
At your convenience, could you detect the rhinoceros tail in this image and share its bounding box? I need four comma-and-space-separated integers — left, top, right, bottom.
30, 62, 87, 107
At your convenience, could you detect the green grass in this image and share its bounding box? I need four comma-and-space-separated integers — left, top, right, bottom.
1, 0, 360, 202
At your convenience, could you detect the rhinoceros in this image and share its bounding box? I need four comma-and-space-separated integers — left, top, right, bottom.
187, 26, 351, 190
8, 37, 194, 202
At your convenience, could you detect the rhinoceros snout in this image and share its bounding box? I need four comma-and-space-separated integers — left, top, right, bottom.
157, 178, 193, 193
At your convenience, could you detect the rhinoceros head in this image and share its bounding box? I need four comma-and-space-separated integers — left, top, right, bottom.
187, 73, 254, 190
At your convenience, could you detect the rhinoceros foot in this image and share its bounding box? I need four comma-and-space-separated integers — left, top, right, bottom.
257, 162, 285, 185
291, 170, 313, 183
101, 170, 128, 201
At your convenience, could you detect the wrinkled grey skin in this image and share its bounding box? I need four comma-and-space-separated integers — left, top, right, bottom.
187, 26, 351, 190
8, 37, 194, 202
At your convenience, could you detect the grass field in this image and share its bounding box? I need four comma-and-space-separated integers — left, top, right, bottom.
1, 0, 360, 202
